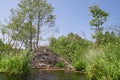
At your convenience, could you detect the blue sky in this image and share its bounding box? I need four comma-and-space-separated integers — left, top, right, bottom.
0, 0, 120, 41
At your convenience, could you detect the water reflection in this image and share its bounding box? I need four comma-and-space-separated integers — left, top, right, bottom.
0, 70, 86, 80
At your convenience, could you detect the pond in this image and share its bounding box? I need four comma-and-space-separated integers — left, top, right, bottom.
0, 70, 86, 80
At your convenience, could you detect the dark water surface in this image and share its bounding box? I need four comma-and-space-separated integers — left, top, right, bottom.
0, 70, 86, 80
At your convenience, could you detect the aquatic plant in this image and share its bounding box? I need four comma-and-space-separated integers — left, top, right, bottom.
0, 49, 31, 74
86, 44, 120, 80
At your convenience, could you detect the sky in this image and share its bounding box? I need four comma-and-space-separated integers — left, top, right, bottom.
0, 0, 120, 41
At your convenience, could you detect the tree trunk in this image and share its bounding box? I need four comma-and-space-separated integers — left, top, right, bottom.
36, 15, 40, 47
29, 27, 33, 51
36, 0, 43, 47
29, 18, 33, 51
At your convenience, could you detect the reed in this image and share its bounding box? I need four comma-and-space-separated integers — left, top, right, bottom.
0, 49, 31, 74
86, 44, 120, 80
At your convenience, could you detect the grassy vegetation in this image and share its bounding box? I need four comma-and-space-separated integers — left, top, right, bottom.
50, 33, 91, 71
86, 44, 120, 80
55, 61, 65, 68
0, 0, 119, 79
0, 49, 31, 74
50, 32, 120, 80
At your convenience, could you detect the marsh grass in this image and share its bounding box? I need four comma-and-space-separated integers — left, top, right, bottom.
86, 44, 120, 80
0, 49, 31, 74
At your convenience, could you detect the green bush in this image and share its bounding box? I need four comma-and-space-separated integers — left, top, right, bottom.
55, 61, 65, 68
0, 49, 31, 74
0, 39, 13, 53
74, 60, 86, 71
86, 44, 120, 80
50, 33, 91, 71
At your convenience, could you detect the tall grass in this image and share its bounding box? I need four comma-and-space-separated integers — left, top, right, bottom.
0, 49, 31, 74
86, 44, 120, 80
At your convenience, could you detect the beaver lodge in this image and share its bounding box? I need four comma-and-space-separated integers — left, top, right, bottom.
30, 47, 74, 70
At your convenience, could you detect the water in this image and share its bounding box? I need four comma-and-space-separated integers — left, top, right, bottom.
0, 70, 86, 80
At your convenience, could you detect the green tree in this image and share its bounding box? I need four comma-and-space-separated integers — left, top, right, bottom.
50, 33, 91, 71
104, 31, 111, 44
5, 0, 55, 51
5, 11, 36, 49
33, 0, 55, 47
0, 39, 4, 53
103, 31, 116, 44
89, 5, 109, 46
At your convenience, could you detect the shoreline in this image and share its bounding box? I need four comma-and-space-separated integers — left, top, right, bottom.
31, 67, 86, 73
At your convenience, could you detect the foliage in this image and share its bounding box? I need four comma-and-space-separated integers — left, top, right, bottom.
74, 59, 87, 71
0, 49, 31, 74
89, 5, 109, 46
89, 5, 109, 27
102, 44, 120, 79
4, 0, 55, 50
86, 43, 120, 80
55, 61, 65, 68
97, 31, 119, 45
50, 33, 91, 71
0, 39, 4, 53
1, 1, 120, 79
0, 39, 12, 53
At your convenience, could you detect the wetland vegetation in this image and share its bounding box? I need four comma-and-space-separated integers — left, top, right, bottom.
0, 0, 120, 80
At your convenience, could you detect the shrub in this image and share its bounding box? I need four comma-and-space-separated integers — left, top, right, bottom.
55, 61, 65, 68
86, 44, 120, 80
74, 60, 86, 71
50, 33, 91, 71
0, 49, 31, 74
